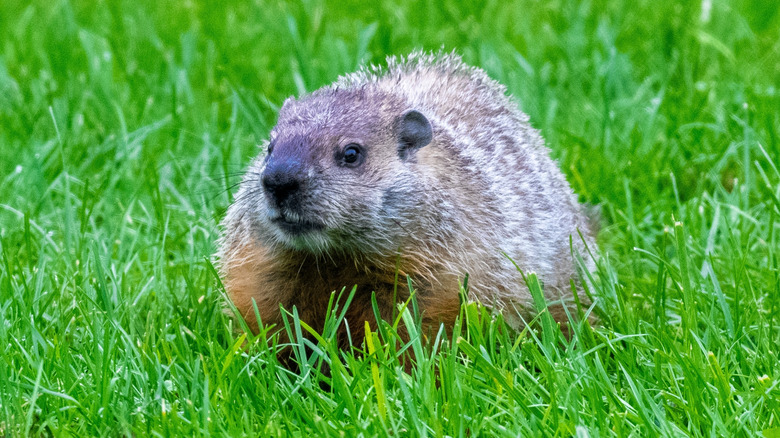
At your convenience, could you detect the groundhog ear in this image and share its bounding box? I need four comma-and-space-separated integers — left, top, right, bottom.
398, 110, 432, 159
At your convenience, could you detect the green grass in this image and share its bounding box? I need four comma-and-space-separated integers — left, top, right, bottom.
1, 0, 779, 435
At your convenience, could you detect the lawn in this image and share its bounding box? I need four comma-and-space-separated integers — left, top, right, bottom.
1, 0, 779, 435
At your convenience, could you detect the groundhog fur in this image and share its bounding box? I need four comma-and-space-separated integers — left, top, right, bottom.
217, 51, 597, 348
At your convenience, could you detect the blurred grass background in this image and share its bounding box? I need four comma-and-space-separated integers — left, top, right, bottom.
1, 0, 779, 435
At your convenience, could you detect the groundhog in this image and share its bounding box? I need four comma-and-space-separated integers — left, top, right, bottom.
217, 51, 597, 348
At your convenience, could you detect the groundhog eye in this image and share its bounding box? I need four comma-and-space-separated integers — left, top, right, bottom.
342, 143, 363, 166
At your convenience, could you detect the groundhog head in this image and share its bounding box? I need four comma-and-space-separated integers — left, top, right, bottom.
251, 89, 434, 254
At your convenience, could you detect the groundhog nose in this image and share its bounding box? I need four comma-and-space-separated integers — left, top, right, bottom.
262, 161, 302, 206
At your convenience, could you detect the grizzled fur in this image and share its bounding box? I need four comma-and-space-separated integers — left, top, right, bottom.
217, 51, 597, 343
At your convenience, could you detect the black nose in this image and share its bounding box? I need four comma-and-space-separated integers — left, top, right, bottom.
262, 160, 302, 207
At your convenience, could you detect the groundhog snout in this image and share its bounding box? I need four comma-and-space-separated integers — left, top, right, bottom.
262, 160, 305, 210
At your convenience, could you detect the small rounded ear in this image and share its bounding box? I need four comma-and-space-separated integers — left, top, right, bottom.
398, 110, 433, 159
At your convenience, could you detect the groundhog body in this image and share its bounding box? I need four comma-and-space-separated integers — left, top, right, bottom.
218, 51, 596, 344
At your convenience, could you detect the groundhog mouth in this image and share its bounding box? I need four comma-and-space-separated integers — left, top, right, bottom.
271, 215, 325, 235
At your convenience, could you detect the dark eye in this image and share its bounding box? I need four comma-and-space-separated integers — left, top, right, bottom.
267, 141, 275, 155
342, 143, 363, 166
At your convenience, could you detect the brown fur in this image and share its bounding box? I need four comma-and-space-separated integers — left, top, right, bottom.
217, 51, 598, 349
